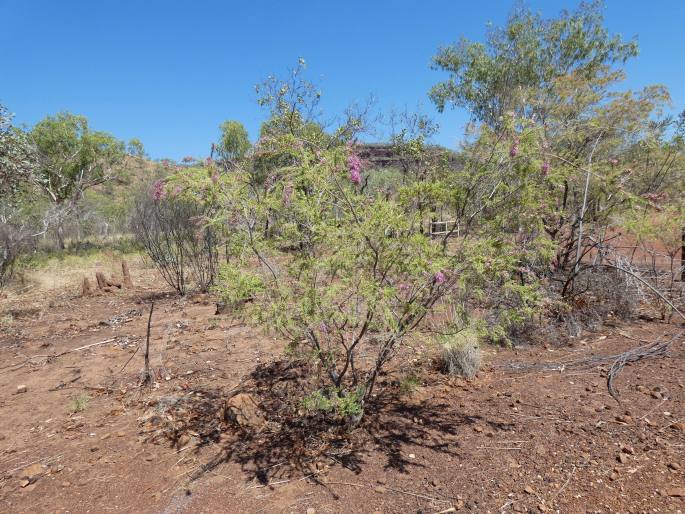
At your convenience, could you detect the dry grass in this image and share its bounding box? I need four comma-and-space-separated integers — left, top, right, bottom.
0, 249, 154, 307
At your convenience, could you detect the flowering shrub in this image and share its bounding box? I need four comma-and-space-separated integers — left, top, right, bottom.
132, 175, 220, 294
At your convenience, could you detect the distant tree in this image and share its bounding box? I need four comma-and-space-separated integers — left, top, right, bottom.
0, 104, 37, 286
429, 1, 638, 130
0, 103, 35, 201
127, 138, 146, 158
217, 120, 250, 167
428, 1, 677, 299
32, 112, 125, 249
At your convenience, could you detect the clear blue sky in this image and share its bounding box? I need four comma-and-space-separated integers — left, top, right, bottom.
2, 0, 684, 160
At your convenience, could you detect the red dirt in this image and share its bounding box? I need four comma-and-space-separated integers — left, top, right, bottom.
1, 278, 684, 513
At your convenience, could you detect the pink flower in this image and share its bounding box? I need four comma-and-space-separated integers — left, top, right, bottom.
541, 161, 550, 175
347, 151, 363, 186
211, 172, 219, 184
205, 157, 213, 166
398, 283, 410, 292
319, 321, 329, 334
509, 137, 520, 158
434, 271, 446, 284
151, 180, 166, 202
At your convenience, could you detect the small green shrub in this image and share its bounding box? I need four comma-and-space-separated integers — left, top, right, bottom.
301, 387, 364, 418
438, 329, 482, 379
68, 394, 90, 413
214, 263, 264, 309
399, 374, 421, 395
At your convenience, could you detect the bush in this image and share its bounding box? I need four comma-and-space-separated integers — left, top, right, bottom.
0, 221, 30, 288
438, 330, 482, 379
131, 180, 219, 294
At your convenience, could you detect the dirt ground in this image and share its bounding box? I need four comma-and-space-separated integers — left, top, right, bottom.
1, 267, 684, 514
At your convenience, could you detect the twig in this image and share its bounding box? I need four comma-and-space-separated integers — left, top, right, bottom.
143, 302, 154, 385
52, 338, 117, 358
552, 465, 576, 500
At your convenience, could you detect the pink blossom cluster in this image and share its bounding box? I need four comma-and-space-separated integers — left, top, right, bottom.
434, 271, 446, 284
541, 161, 550, 175
510, 137, 520, 158
347, 151, 362, 186
151, 179, 166, 202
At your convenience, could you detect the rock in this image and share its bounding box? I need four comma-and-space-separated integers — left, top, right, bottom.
524, 485, 535, 495
408, 453, 416, 459
636, 385, 649, 394
621, 445, 635, 455
667, 487, 685, 497
650, 391, 662, 399
16, 385, 27, 394
116, 431, 126, 437
615, 415, 632, 424
618, 453, 629, 464
667, 462, 681, 471
224, 393, 266, 428
374, 486, 387, 494
306, 508, 316, 514
19, 463, 45, 485
670, 422, 685, 432
473, 426, 483, 433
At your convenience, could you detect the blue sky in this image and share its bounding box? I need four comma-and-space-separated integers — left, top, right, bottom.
2, 0, 684, 160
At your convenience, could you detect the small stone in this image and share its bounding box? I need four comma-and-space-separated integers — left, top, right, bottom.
100, 433, 111, 440
670, 422, 685, 432
19, 479, 30, 488
667, 462, 681, 470
615, 415, 632, 424
374, 486, 387, 494
473, 426, 483, 433
621, 445, 635, 455
651, 391, 662, 399
116, 431, 126, 437
636, 385, 649, 394
20, 463, 44, 482
16, 385, 27, 394
524, 485, 535, 494
618, 453, 629, 464
408, 453, 416, 459
667, 487, 685, 497
609, 471, 619, 481
306, 509, 316, 514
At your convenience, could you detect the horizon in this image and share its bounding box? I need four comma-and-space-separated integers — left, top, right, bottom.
3, 0, 684, 160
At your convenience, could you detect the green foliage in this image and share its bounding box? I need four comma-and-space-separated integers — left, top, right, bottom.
302, 388, 364, 418
127, 138, 146, 158
399, 374, 422, 395
32, 112, 125, 205
430, 1, 638, 127
217, 120, 250, 164
0, 103, 36, 202
214, 263, 264, 308
68, 394, 90, 413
